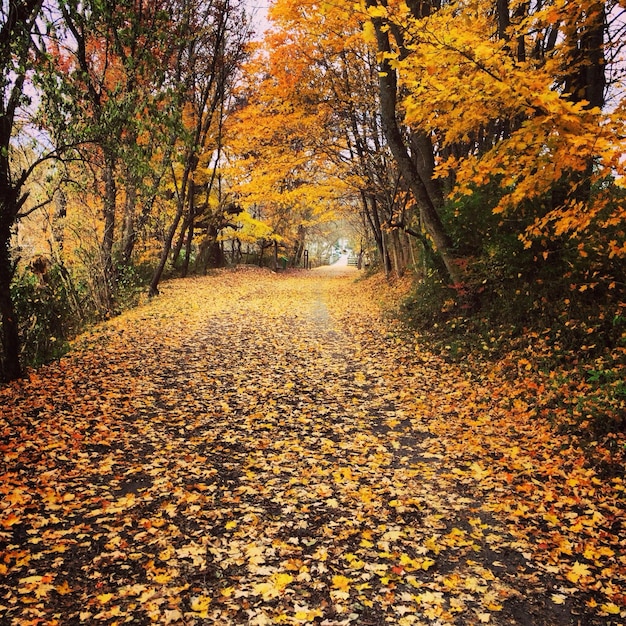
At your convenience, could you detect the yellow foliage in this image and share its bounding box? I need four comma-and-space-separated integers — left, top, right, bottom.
385, 0, 626, 258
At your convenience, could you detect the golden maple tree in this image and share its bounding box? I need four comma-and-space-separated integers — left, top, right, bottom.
364, 0, 626, 264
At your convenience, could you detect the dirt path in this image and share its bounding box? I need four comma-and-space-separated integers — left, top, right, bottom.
0, 269, 622, 625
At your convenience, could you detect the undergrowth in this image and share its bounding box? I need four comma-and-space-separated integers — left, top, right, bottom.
397, 268, 626, 475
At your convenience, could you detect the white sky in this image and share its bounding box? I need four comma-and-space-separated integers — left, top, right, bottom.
245, 0, 271, 38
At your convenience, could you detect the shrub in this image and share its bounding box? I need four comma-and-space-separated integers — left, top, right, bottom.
10, 265, 77, 368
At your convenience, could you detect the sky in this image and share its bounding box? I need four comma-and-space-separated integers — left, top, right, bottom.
246, 0, 271, 38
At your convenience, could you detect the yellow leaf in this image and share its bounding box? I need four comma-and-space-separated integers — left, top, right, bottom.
56, 581, 72, 595
382, 528, 404, 541
543, 513, 560, 526
424, 535, 442, 554
366, 5, 388, 18
1, 512, 21, 528
600, 603, 621, 615
470, 462, 491, 481
362, 20, 377, 44
97, 593, 114, 604
566, 561, 592, 584
416, 590, 443, 604
190, 595, 211, 617
34, 583, 54, 599
158, 546, 174, 561
154, 572, 173, 584
332, 575, 351, 592
252, 582, 276, 599
252, 573, 294, 600
406, 575, 422, 589
294, 607, 323, 621
551, 594, 567, 604
273, 572, 294, 590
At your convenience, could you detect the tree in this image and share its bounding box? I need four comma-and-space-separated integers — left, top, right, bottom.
224, 35, 339, 267
389, 0, 625, 269
1, 0, 50, 381
148, 0, 251, 295
363, 0, 463, 285
226, 0, 395, 269
39, 0, 186, 313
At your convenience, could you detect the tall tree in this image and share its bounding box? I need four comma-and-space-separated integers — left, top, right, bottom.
1, 0, 47, 381
363, 0, 463, 285
40, 0, 183, 313
148, 0, 251, 295
393, 0, 625, 264
227, 0, 396, 269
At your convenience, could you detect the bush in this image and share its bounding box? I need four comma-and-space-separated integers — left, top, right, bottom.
10, 265, 77, 368
115, 262, 152, 310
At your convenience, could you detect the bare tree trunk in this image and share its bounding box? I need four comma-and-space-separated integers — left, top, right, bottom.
0, 219, 22, 382
101, 152, 117, 311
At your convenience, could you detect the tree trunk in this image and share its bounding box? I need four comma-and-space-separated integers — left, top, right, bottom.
0, 100, 26, 382
565, 1, 606, 110
360, 191, 389, 271
101, 153, 117, 311
409, 131, 444, 209
258, 240, 265, 267
366, 1, 463, 286
202, 226, 224, 272
182, 214, 194, 278
0, 0, 44, 381
120, 175, 138, 266
0, 220, 22, 382
149, 202, 184, 297
553, 3, 606, 213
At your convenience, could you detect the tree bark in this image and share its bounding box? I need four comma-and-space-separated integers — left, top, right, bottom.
0, 0, 45, 381
0, 116, 22, 381
0, 218, 22, 382
566, 1, 606, 110
120, 173, 138, 265
360, 192, 391, 274
101, 152, 117, 311
365, 1, 463, 285
181, 211, 195, 278
149, 165, 193, 297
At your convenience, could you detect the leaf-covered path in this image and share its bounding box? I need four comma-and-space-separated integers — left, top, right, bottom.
1, 269, 624, 625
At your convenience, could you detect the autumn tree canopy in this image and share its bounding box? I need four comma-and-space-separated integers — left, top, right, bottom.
1, 0, 254, 380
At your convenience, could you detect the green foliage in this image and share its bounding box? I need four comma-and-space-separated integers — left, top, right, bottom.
10, 267, 76, 368
114, 262, 152, 310
7, 260, 152, 371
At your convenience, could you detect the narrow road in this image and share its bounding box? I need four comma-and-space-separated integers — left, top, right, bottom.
0, 269, 617, 625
